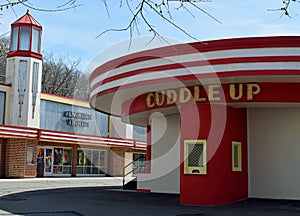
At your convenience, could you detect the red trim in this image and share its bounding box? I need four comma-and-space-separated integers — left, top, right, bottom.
90, 36, 300, 81
90, 70, 300, 103
0, 125, 146, 149
0, 124, 39, 139
7, 51, 42, 60
0, 83, 12, 87
90, 56, 300, 92
0, 124, 40, 131
136, 189, 151, 193
37, 129, 42, 140
134, 140, 148, 149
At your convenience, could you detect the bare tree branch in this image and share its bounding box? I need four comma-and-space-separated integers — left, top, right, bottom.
0, 0, 82, 12
268, 0, 300, 18
97, 0, 220, 42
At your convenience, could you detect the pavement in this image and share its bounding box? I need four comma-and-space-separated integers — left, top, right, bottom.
0, 177, 300, 216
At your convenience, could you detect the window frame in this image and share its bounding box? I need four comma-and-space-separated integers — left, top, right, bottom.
232, 141, 242, 172
26, 147, 35, 165
76, 148, 107, 176
184, 140, 207, 175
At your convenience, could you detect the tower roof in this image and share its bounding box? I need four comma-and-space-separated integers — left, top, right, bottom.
11, 10, 42, 29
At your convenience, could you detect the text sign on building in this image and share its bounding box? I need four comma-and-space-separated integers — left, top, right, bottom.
63, 111, 92, 128
146, 83, 261, 108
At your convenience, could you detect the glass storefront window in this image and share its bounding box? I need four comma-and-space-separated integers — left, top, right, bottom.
40, 100, 109, 136
53, 148, 72, 175
45, 149, 52, 173
76, 149, 107, 176
100, 151, 106, 166
63, 149, 71, 165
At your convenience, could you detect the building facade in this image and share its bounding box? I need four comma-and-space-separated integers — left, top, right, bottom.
0, 12, 146, 178
89, 36, 300, 205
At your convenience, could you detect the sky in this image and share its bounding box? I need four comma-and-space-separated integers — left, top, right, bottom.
1, 0, 300, 72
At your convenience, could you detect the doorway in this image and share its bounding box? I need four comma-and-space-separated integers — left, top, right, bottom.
248, 108, 300, 199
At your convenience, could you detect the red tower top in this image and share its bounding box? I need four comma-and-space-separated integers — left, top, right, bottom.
7, 10, 43, 59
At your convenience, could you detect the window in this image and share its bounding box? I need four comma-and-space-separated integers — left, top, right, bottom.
32, 28, 41, 53
184, 140, 207, 175
76, 149, 107, 176
10, 27, 18, 51
18, 60, 27, 118
133, 126, 147, 141
19, 60, 27, 89
232, 141, 242, 172
19, 26, 30, 51
39, 100, 109, 136
26, 147, 35, 165
31, 62, 39, 118
53, 147, 72, 175
133, 153, 146, 174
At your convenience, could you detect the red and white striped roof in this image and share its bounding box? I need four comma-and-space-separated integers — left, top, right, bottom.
0, 125, 146, 149
89, 36, 300, 117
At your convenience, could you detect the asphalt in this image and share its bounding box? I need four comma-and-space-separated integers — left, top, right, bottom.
0, 178, 300, 216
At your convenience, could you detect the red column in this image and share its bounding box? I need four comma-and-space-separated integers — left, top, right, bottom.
180, 103, 248, 206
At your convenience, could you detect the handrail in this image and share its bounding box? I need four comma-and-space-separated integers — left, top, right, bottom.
123, 155, 146, 189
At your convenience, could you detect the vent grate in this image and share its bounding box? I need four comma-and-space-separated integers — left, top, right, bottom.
188, 144, 204, 167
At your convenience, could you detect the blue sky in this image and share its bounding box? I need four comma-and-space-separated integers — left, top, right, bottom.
1, 0, 300, 71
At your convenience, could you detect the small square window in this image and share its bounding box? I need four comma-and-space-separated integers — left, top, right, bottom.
184, 140, 207, 175
232, 141, 242, 172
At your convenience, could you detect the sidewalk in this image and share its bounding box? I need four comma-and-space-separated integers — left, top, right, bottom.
0, 177, 123, 197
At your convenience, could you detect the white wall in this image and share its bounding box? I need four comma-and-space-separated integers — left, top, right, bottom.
6, 57, 42, 128
248, 108, 300, 199
110, 116, 133, 139
137, 113, 180, 194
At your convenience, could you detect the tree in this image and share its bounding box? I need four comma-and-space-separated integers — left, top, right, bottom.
0, 40, 89, 99
42, 52, 89, 100
0, 36, 9, 83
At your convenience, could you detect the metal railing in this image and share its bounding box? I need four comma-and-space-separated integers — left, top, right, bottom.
122, 155, 146, 189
